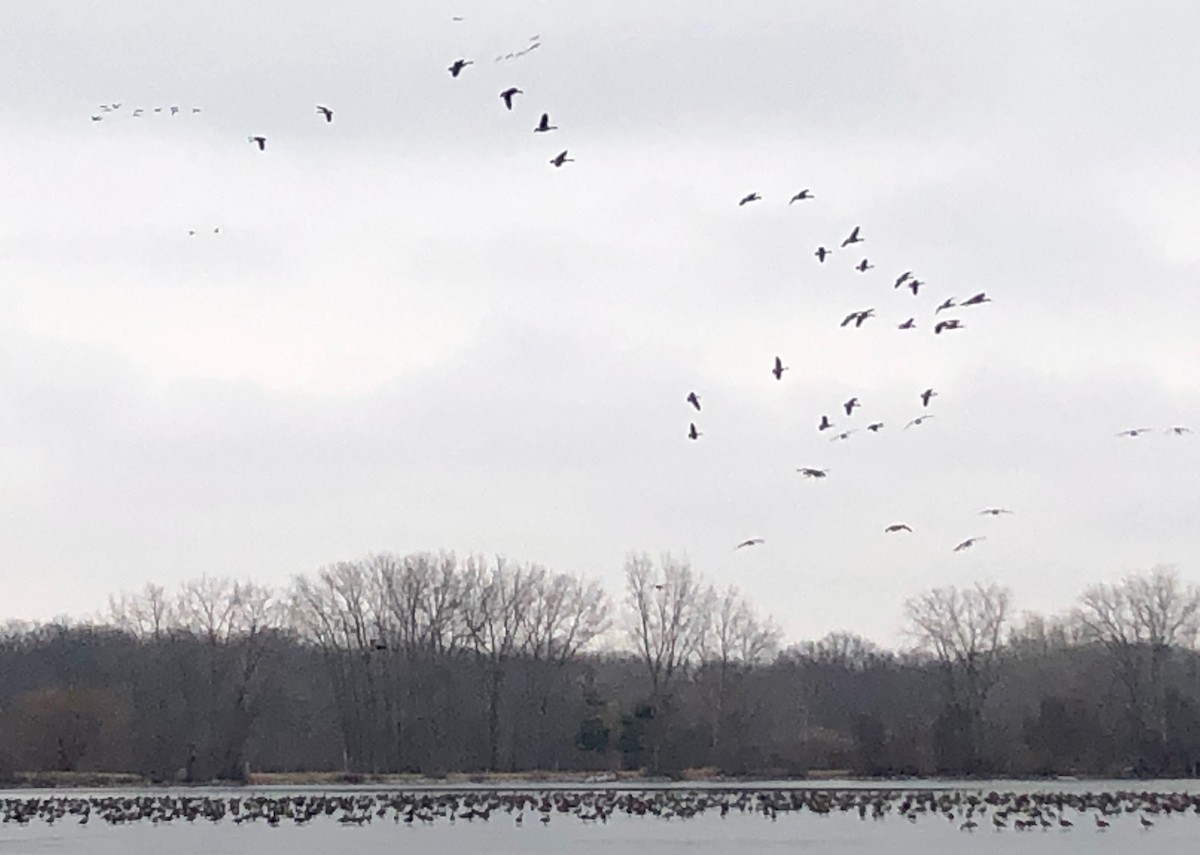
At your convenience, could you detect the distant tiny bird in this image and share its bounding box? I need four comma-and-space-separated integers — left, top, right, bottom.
894, 271, 913, 289
980, 508, 1013, 516
549, 150, 574, 167
1094, 815, 1110, 830
840, 309, 875, 328
797, 468, 828, 478
154, 107, 163, 112
844, 397, 860, 416
170, 106, 179, 115
815, 246, 831, 262
248, 136, 267, 150
905, 415, 935, 429
961, 291, 991, 306
686, 392, 701, 411
907, 279, 925, 296
772, 356, 788, 380
934, 319, 963, 334
830, 429, 856, 442
818, 415, 834, 431
111, 103, 121, 110
688, 423, 701, 440
1117, 428, 1153, 437
855, 258, 874, 272
866, 422, 884, 432
789, 190, 813, 203
920, 388, 937, 407
1167, 426, 1193, 435
953, 536, 986, 552
738, 192, 761, 206
132, 108, 144, 116
898, 318, 916, 330
213, 227, 220, 234
452, 15, 464, 21
500, 87, 522, 110
192, 107, 202, 113
534, 112, 557, 132
885, 524, 912, 533
841, 226, 863, 247
316, 105, 334, 122
736, 538, 765, 550
187, 229, 196, 236
935, 297, 957, 314
448, 59, 474, 77
90, 115, 103, 121
1139, 815, 1154, 829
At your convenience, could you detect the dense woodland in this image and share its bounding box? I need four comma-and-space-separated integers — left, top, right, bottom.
2, 555, 1199, 782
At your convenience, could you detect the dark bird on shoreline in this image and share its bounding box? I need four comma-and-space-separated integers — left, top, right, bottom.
772, 356, 788, 380
500, 87, 523, 110
1117, 428, 1153, 437
534, 112, 557, 132
954, 536, 986, 552
856, 258, 874, 272
905, 415, 935, 429
899, 318, 916, 330
686, 392, 701, 411
738, 192, 761, 206
815, 246, 831, 262
980, 508, 1013, 516
818, 415, 834, 431
316, 105, 333, 122
920, 388, 937, 407
841, 226, 863, 247
448, 59, 474, 77
844, 397, 860, 416
248, 136, 267, 150
798, 468, 828, 478
550, 150, 573, 167
962, 291, 991, 306
934, 319, 963, 334
935, 297, 957, 314
736, 538, 765, 550
688, 423, 701, 440
789, 190, 813, 203
894, 271, 913, 289
885, 524, 913, 533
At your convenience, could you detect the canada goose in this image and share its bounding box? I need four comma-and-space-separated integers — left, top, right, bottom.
772, 356, 787, 380
818, 415, 834, 431
789, 189, 813, 203
934, 319, 963, 334
920, 388, 937, 407
797, 468, 828, 478
1116, 428, 1153, 437
688, 423, 701, 440
844, 397, 860, 416
448, 58, 473, 77
885, 524, 912, 533
935, 297, 957, 314
953, 536, 986, 552
961, 291, 991, 306
549, 150, 573, 167
736, 538, 765, 549
316, 105, 333, 122
866, 422, 884, 432
248, 136, 267, 150
979, 508, 1013, 516
905, 415, 935, 429
815, 246, 831, 262
855, 258, 874, 272
500, 87, 522, 110
738, 192, 761, 206
894, 271, 913, 289
534, 112, 557, 132
841, 225, 863, 247
898, 318, 916, 330
686, 392, 701, 411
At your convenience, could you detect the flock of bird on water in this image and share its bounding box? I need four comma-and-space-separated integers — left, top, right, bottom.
0, 788, 1190, 832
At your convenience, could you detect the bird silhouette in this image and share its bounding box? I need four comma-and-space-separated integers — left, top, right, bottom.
316, 105, 334, 122
934, 319, 963, 334
962, 291, 991, 306
841, 226, 863, 247
797, 468, 828, 478
815, 247, 831, 262
894, 271, 913, 289
855, 258, 874, 272
830, 429, 856, 442
248, 136, 267, 150
866, 422, 884, 432
772, 356, 787, 380
90, 115, 102, 121
840, 309, 875, 328
907, 279, 925, 295
844, 397, 860, 416
980, 508, 1013, 516
534, 113, 557, 132
898, 318, 916, 330
686, 392, 701, 411
789, 190, 813, 203
818, 415, 834, 431
885, 524, 913, 533
500, 87, 522, 110
1117, 428, 1153, 437
549, 150, 574, 167
905, 415, 935, 429
170, 106, 179, 115
448, 59, 473, 77
920, 388, 937, 407
688, 423, 701, 440
738, 192, 761, 206
953, 536, 986, 552
1167, 426, 1193, 435
736, 538, 765, 549
935, 297, 957, 314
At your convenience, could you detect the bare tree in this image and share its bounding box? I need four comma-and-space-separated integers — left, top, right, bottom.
905, 581, 1011, 770
108, 583, 176, 641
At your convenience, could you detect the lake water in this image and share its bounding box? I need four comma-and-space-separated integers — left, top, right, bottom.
3, 781, 1199, 854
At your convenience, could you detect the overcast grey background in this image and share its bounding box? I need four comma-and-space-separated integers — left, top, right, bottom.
1, 1, 1196, 644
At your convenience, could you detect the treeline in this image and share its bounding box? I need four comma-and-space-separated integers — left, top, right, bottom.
2, 555, 1199, 781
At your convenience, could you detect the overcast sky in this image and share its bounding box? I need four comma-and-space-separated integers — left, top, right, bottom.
1, 1, 1197, 644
